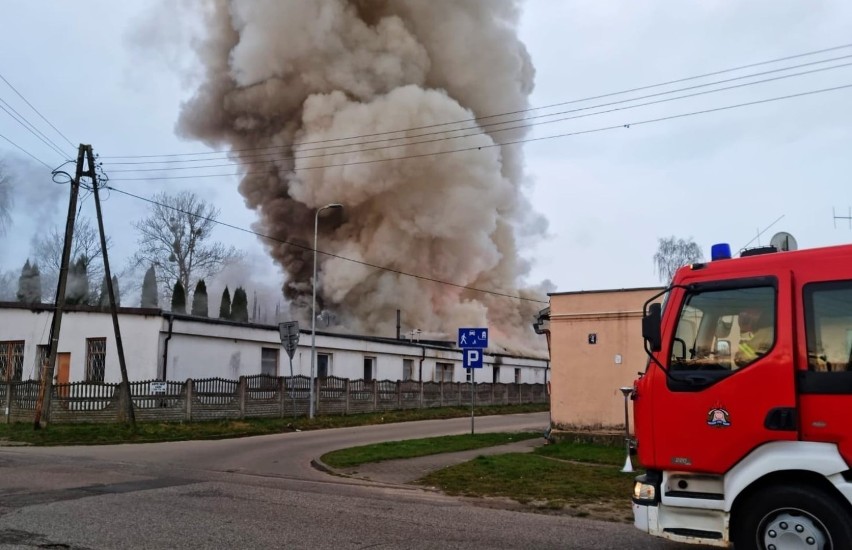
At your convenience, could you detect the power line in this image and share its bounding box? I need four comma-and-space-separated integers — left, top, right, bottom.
0, 132, 53, 169
0, 97, 69, 160
104, 59, 852, 173
103, 185, 547, 305
108, 82, 852, 182
99, 42, 852, 160
0, 72, 76, 149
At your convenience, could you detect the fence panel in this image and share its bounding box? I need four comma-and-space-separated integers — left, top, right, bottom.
319, 376, 347, 414
376, 380, 398, 411
3, 377, 547, 424
51, 382, 118, 412
422, 381, 442, 408
130, 380, 185, 410
399, 380, 420, 409
193, 377, 239, 405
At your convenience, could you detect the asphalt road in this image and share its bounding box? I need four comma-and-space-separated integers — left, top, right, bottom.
0, 413, 702, 549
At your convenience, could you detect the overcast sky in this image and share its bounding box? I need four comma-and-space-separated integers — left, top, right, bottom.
1, 0, 851, 300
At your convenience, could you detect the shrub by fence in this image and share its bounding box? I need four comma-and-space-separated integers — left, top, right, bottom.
2, 375, 547, 424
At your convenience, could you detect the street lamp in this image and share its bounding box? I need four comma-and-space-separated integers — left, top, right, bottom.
309, 203, 343, 419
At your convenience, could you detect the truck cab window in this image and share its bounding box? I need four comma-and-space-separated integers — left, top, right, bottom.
670, 286, 776, 373
804, 281, 852, 372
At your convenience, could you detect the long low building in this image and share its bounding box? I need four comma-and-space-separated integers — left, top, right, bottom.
0, 302, 549, 385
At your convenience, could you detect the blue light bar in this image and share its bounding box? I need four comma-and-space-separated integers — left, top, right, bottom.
711, 243, 732, 261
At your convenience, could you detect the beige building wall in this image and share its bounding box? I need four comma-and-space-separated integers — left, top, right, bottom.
549, 287, 663, 433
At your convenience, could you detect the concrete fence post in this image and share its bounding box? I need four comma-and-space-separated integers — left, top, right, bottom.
4, 382, 11, 424
372, 380, 378, 412
185, 378, 194, 421
238, 376, 247, 419
439, 381, 444, 407
419, 379, 423, 410
344, 379, 350, 415
396, 380, 401, 409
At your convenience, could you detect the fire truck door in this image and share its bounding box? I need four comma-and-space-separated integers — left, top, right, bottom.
651, 274, 797, 474
798, 280, 852, 464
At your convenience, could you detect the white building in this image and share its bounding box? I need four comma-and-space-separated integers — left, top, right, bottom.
0, 303, 549, 385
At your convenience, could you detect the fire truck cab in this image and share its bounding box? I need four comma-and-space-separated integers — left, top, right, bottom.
631, 242, 852, 548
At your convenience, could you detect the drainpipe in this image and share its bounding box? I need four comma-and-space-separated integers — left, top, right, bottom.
396, 309, 401, 340
162, 314, 174, 381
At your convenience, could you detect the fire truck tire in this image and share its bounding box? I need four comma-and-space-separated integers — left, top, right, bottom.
732, 483, 852, 549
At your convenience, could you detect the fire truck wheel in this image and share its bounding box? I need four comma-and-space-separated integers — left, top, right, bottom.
732, 483, 852, 549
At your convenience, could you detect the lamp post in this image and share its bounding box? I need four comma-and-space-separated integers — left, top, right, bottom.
619, 386, 635, 473
309, 203, 343, 419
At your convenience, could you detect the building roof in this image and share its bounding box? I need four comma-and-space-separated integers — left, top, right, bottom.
548, 286, 665, 297
0, 302, 546, 361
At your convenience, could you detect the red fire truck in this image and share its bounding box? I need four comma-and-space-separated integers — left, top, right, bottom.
631, 242, 852, 548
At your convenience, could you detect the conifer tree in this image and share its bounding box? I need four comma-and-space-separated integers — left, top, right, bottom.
171, 280, 187, 314
65, 256, 90, 305
141, 265, 158, 308
231, 287, 248, 322
218, 286, 231, 320
191, 279, 208, 317
112, 275, 121, 307
16, 259, 42, 303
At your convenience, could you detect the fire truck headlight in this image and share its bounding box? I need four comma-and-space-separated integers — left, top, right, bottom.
633, 481, 656, 502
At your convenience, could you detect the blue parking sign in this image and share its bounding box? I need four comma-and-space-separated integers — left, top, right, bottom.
463, 349, 483, 369
458, 328, 488, 348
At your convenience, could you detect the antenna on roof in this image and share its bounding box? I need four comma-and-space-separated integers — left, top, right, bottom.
834, 207, 852, 229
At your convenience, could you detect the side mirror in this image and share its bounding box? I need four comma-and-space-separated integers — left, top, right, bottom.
643, 302, 662, 352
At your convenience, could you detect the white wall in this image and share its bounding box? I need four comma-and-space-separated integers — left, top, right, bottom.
162, 318, 549, 383
0, 306, 163, 382
1, 306, 548, 383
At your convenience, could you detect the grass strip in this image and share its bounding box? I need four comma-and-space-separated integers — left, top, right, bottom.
0, 403, 547, 446
321, 432, 541, 468
416, 451, 636, 522
534, 440, 629, 466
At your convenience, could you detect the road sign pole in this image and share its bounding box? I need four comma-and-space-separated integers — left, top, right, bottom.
288, 355, 296, 418
471, 366, 475, 435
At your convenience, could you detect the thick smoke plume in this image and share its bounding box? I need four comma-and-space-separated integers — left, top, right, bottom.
178, 0, 549, 354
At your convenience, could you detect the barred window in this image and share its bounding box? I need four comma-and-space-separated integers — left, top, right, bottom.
86, 338, 107, 382
0, 341, 25, 382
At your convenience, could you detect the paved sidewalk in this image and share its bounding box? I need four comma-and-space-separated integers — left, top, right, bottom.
321, 437, 546, 485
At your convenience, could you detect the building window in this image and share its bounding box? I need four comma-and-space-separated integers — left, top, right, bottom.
514, 368, 521, 384
261, 347, 279, 377
492, 367, 500, 384
317, 353, 331, 378
403, 358, 415, 381
363, 356, 376, 380
436, 362, 454, 382
86, 338, 107, 382
0, 341, 25, 382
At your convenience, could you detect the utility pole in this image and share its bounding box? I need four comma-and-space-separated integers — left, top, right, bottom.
87, 145, 135, 427
33, 145, 85, 429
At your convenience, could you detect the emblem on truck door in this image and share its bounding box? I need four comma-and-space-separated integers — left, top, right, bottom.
707, 407, 731, 427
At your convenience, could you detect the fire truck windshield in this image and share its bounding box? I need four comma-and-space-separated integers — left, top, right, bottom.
670, 285, 775, 373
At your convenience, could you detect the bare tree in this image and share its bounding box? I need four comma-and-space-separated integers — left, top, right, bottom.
130, 190, 240, 300
653, 236, 704, 283
0, 164, 12, 235
0, 269, 16, 301
31, 216, 109, 302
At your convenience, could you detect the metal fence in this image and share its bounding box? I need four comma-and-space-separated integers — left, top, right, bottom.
2, 376, 547, 424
